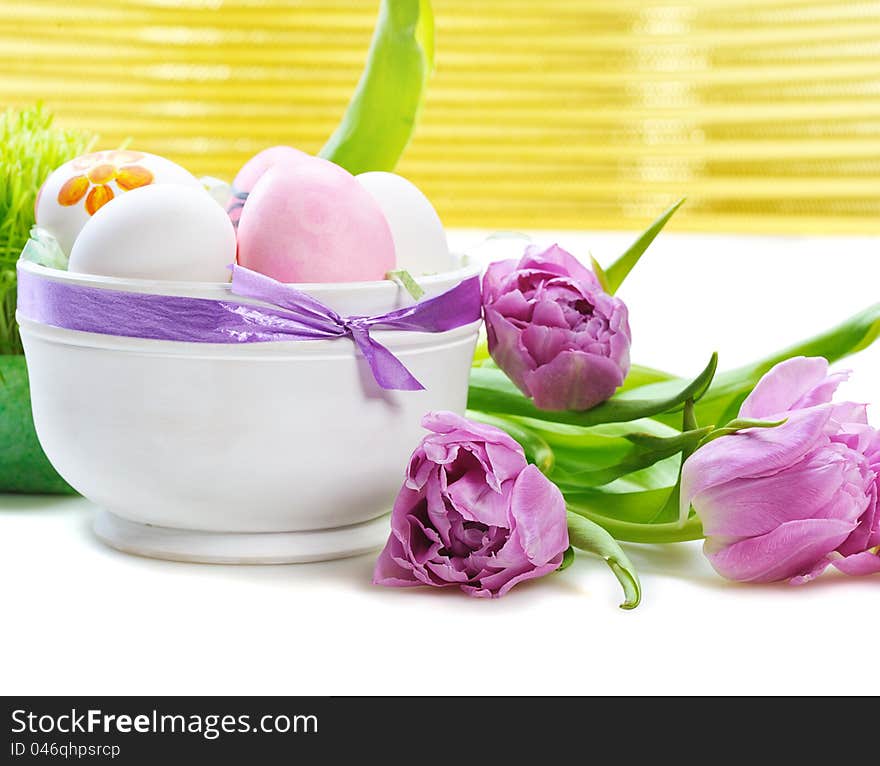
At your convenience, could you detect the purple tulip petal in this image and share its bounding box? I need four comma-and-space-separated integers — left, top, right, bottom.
481, 258, 519, 302
491, 289, 532, 321
483, 442, 529, 486
483, 307, 536, 393
462, 556, 564, 598
373, 536, 423, 587
424, 558, 472, 584
693, 443, 869, 538
507, 464, 569, 565
524, 350, 625, 411
404, 513, 443, 565
836, 483, 879, 556
520, 323, 575, 367
789, 557, 834, 585
422, 440, 460, 466
828, 401, 869, 429
704, 518, 857, 582
421, 410, 525, 456
830, 550, 880, 576
739, 356, 845, 419
521, 243, 599, 287
531, 299, 569, 329
445, 468, 510, 527
680, 406, 832, 522
832, 421, 877, 459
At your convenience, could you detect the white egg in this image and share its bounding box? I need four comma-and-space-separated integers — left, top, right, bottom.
36, 150, 202, 256
355, 172, 450, 274
68, 185, 236, 282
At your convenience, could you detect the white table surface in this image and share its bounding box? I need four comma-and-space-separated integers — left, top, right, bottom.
2, 230, 878, 696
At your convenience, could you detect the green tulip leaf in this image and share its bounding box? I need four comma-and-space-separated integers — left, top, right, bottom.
619, 364, 677, 392
601, 197, 686, 295
467, 353, 717, 429
653, 302, 880, 429
590, 255, 611, 292
566, 512, 641, 609
548, 425, 712, 490
479, 415, 701, 491
564, 485, 673, 524
563, 414, 700, 532
516, 415, 678, 449
320, 0, 434, 173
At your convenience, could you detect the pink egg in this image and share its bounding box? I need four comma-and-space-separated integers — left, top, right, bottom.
236, 156, 396, 283
232, 146, 311, 193
228, 146, 310, 226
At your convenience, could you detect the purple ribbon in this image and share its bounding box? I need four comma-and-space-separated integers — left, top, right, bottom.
17, 264, 482, 391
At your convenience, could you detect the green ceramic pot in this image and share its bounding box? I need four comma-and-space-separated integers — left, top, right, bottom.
0, 354, 74, 494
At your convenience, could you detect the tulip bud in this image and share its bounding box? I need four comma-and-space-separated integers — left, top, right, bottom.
482, 244, 631, 411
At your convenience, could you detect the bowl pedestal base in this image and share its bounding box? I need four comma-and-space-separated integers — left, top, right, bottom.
93, 510, 390, 564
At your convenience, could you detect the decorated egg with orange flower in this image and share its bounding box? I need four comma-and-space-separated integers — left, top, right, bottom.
36, 150, 202, 256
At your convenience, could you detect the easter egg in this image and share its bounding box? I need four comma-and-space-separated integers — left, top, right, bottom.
36, 150, 202, 257
68, 185, 236, 282
237, 156, 396, 283
355, 172, 450, 275
228, 146, 311, 226
233, 146, 310, 193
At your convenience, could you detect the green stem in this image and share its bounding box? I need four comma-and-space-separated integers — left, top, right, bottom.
652, 398, 697, 522
567, 506, 704, 543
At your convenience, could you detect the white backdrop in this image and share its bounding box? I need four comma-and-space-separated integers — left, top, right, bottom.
2, 230, 878, 695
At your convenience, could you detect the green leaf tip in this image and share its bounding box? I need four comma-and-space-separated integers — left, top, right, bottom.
654, 302, 880, 430
602, 197, 686, 295
566, 511, 641, 609
319, 0, 434, 174
590, 254, 610, 292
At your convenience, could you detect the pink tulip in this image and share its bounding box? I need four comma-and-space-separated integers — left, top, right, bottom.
681, 356, 880, 584
373, 411, 569, 598
482, 244, 631, 411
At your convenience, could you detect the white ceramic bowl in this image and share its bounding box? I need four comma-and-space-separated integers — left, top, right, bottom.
17, 259, 481, 563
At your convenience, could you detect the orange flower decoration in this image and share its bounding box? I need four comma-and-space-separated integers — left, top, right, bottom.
57, 150, 154, 215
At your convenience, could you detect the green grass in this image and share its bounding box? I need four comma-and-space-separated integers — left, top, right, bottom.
0, 105, 95, 354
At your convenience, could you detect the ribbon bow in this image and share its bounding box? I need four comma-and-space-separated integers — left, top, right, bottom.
225, 266, 482, 390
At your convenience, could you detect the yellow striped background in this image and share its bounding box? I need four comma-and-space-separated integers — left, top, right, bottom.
1, 0, 879, 233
